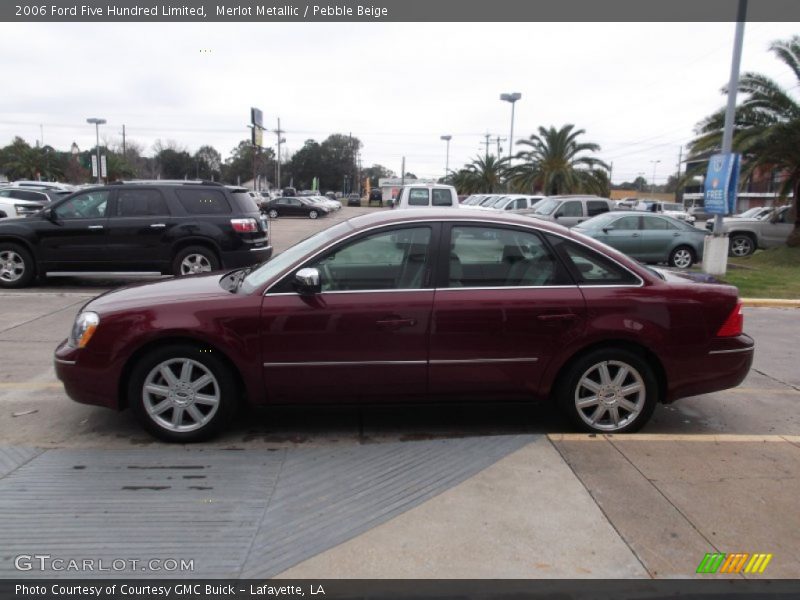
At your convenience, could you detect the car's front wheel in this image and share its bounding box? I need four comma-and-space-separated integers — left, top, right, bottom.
0, 243, 35, 289
669, 245, 695, 269
729, 233, 755, 257
128, 344, 237, 442
172, 246, 220, 277
308, 210, 319, 219
267, 209, 278, 218
558, 348, 658, 433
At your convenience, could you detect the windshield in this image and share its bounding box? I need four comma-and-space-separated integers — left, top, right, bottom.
240, 220, 354, 293
533, 198, 559, 215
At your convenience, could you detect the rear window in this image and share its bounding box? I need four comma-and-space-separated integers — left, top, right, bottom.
230, 191, 260, 212
408, 188, 430, 206
175, 189, 231, 214
431, 189, 453, 206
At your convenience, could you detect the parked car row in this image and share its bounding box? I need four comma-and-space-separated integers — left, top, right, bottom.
261, 195, 337, 219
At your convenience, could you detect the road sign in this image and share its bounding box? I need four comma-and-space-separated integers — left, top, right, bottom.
704, 153, 740, 215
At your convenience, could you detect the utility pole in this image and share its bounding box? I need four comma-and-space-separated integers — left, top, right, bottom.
483, 133, 491, 159
492, 136, 507, 158
121, 124, 126, 160
676, 145, 683, 203
609, 161, 614, 188
401, 156, 406, 188
274, 118, 284, 190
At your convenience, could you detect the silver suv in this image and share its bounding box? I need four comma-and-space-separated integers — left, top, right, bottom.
529, 195, 615, 227
705, 205, 792, 257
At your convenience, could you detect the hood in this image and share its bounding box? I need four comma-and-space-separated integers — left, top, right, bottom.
85, 272, 233, 314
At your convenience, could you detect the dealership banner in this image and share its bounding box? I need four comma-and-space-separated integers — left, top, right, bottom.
704, 152, 741, 216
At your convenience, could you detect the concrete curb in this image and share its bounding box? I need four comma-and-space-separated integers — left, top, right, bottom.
742, 298, 800, 308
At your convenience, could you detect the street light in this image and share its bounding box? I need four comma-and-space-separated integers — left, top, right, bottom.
650, 160, 661, 193
440, 135, 452, 182
86, 117, 106, 184
499, 93, 521, 159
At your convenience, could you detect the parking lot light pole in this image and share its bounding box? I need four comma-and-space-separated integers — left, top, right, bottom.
650, 160, 661, 194
440, 135, 452, 182
86, 117, 106, 184
500, 93, 521, 159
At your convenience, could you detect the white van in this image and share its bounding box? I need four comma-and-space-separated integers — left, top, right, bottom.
393, 184, 459, 209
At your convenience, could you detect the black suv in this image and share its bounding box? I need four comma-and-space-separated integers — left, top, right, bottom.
0, 181, 272, 288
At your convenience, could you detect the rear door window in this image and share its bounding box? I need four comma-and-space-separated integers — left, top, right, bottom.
116, 189, 169, 217
175, 189, 231, 214
431, 189, 452, 206
408, 188, 430, 206
549, 236, 640, 285
587, 201, 610, 216
557, 201, 583, 217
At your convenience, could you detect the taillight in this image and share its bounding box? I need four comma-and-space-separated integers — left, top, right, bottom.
716, 300, 743, 337
230, 218, 258, 233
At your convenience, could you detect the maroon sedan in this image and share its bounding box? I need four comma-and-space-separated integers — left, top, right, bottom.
55, 209, 753, 442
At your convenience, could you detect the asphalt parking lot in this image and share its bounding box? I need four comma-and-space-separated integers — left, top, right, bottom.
1, 205, 799, 579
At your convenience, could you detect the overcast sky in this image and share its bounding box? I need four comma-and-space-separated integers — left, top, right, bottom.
1, 21, 797, 186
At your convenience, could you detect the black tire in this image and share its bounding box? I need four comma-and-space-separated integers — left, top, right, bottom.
557, 347, 658, 434
172, 245, 220, 277
728, 233, 756, 257
0, 243, 35, 289
308, 210, 319, 219
668, 245, 695, 269
128, 344, 238, 443
267, 209, 278, 219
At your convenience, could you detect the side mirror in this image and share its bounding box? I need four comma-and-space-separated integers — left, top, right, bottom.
602, 226, 615, 233
293, 267, 321, 295
42, 207, 56, 221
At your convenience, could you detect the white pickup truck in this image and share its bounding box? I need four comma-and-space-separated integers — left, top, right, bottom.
633, 200, 695, 224
392, 184, 459, 209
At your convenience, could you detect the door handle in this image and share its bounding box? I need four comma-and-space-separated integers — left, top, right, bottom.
632, 233, 640, 237
87, 225, 103, 230
376, 318, 417, 330
537, 313, 577, 322
150, 223, 166, 229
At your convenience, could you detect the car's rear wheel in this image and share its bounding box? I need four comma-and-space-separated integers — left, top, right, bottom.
0, 243, 35, 289
267, 209, 278, 218
128, 344, 237, 442
729, 233, 755, 257
308, 210, 318, 219
172, 246, 219, 277
669, 245, 694, 269
558, 348, 657, 434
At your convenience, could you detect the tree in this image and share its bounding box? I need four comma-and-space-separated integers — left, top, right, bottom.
0, 137, 64, 181
222, 140, 275, 187
690, 36, 800, 245
363, 164, 395, 187
508, 124, 609, 196
455, 154, 510, 194
193, 145, 222, 180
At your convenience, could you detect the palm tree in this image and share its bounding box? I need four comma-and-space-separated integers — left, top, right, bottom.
457, 154, 510, 194
689, 36, 800, 245
508, 124, 610, 196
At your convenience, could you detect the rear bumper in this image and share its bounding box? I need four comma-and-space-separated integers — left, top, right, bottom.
666, 334, 754, 401
221, 244, 273, 269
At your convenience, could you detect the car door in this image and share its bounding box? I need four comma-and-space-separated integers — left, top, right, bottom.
37, 189, 112, 270
760, 207, 793, 248
260, 224, 438, 402
105, 187, 175, 270
553, 200, 584, 227
428, 223, 585, 398
639, 216, 680, 262
593, 215, 642, 259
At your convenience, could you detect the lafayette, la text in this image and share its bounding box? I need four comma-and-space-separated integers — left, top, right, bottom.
16, 584, 324, 597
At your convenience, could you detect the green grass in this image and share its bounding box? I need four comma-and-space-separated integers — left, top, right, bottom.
718, 246, 800, 299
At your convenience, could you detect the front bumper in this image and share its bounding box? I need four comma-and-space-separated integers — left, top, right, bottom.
54, 339, 122, 409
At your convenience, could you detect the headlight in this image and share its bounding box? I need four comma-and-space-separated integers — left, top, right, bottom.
68, 312, 99, 348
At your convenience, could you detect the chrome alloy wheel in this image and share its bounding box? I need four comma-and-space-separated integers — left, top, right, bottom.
574, 360, 646, 432
730, 236, 754, 257
0, 249, 25, 283
180, 253, 212, 275
671, 248, 693, 269
142, 358, 220, 433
